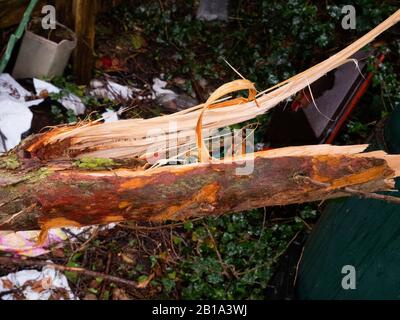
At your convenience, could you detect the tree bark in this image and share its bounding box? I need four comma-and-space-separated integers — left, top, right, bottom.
1, 144, 399, 243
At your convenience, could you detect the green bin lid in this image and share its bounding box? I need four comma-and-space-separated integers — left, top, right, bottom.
297, 107, 400, 300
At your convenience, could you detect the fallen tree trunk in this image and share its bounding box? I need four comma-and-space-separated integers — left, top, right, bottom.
1, 144, 399, 243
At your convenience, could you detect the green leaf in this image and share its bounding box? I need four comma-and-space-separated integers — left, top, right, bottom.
161, 278, 176, 293
131, 34, 145, 50
138, 275, 148, 283
65, 261, 80, 283
88, 288, 98, 295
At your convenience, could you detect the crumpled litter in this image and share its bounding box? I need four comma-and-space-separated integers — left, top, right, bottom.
102, 108, 122, 123
33, 78, 85, 115
90, 79, 141, 100
0, 224, 117, 257
0, 73, 30, 102
0, 229, 70, 257
89, 77, 196, 113
0, 100, 33, 153
152, 77, 177, 99
0, 74, 45, 153
0, 263, 77, 300
0, 74, 87, 153
152, 77, 197, 112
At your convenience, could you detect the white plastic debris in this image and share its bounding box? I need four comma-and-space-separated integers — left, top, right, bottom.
152, 78, 177, 98
102, 108, 120, 123
152, 77, 178, 111
152, 77, 197, 112
90, 79, 140, 100
0, 74, 46, 154
0, 263, 77, 300
0, 100, 33, 153
196, 0, 229, 21
33, 78, 86, 115
0, 73, 30, 102
101, 106, 128, 123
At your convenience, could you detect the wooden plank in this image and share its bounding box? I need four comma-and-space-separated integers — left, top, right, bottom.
54, 0, 73, 28
72, 0, 97, 84
97, 0, 122, 12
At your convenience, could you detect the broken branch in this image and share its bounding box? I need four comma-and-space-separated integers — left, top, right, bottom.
1, 144, 400, 242
0, 256, 139, 288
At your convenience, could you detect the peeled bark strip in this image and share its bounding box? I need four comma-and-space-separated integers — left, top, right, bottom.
1, 144, 400, 243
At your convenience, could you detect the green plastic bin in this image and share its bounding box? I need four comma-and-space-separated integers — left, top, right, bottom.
297, 107, 400, 299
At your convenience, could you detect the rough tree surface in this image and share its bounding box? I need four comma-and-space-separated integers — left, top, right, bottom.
1, 140, 399, 243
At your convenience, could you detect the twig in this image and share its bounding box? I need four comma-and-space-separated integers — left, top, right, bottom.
0, 257, 139, 289
272, 231, 301, 264
293, 246, 305, 287
297, 216, 312, 231
72, 226, 100, 254
237, 231, 301, 276
0, 129, 7, 152
297, 175, 400, 205
0, 176, 29, 188
169, 229, 181, 263
121, 217, 205, 231
0, 204, 36, 227
99, 252, 112, 299
248, 207, 267, 262
61, 228, 86, 243
342, 187, 400, 204
203, 222, 237, 279
0, 285, 27, 299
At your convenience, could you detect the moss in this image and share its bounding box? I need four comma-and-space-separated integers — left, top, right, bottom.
25, 168, 53, 183
0, 154, 20, 170
74, 157, 119, 170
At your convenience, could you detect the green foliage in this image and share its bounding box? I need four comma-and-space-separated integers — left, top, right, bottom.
48, 76, 107, 122
112, 0, 398, 142
173, 210, 307, 299
50, 104, 77, 124
114, 0, 397, 89
348, 120, 369, 136
65, 253, 83, 283
369, 44, 400, 113
50, 76, 86, 98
